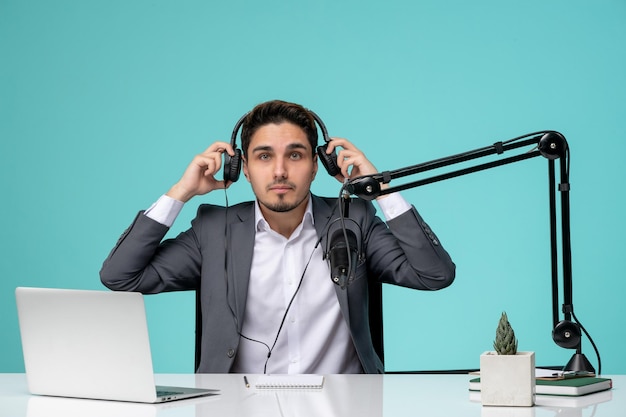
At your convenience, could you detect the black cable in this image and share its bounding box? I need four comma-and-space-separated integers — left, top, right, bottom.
261, 199, 345, 373
262, 237, 323, 374
572, 311, 602, 375
222, 189, 272, 358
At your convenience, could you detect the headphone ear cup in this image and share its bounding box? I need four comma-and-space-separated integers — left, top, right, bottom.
316, 144, 340, 177
223, 149, 242, 183
552, 320, 582, 349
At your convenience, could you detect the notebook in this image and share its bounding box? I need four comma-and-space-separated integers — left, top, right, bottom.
255, 374, 325, 389
15, 287, 219, 403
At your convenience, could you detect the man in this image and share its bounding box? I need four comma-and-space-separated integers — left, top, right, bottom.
100, 100, 455, 374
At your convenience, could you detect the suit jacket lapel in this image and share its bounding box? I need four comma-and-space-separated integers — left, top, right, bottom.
227, 204, 255, 332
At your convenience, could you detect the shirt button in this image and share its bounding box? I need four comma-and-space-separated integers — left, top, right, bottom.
227, 348, 235, 358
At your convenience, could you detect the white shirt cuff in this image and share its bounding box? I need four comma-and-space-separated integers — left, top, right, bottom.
376, 193, 412, 221
144, 195, 184, 227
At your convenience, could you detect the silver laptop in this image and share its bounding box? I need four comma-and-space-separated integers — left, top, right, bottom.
15, 287, 218, 403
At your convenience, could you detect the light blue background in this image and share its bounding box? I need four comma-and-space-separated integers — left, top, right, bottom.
2, 0, 625, 374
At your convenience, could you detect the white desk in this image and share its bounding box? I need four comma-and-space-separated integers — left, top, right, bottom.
1, 373, 623, 416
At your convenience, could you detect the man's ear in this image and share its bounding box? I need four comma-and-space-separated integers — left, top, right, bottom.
312, 154, 319, 180
242, 155, 250, 182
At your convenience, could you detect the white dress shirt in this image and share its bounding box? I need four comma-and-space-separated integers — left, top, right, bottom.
144, 192, 411, 373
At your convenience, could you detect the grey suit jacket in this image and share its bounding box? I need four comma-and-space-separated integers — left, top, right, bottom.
100, 194, 455, 373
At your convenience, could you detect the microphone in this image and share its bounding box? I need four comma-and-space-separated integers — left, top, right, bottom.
327, 228, 358, 289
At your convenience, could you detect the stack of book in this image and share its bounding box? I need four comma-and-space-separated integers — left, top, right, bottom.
469, 370, 613, 407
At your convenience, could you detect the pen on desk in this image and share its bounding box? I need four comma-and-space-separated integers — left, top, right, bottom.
244, 375, 250, 388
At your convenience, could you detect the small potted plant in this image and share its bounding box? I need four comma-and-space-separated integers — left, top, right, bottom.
480, 312, 535, 407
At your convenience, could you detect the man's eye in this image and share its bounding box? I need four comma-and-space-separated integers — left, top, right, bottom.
290, 152, 302, 160
259, 153, 270, 160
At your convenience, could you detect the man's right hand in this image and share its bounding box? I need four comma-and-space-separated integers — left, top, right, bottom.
166, 141, 235, 202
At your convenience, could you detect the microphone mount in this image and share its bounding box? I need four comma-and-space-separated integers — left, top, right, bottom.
344, 130, 598, 374
345, 132, 566, 200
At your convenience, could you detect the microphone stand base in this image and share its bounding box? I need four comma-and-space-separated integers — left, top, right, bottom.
564, 353, 595, 374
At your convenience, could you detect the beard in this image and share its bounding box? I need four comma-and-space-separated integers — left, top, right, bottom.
258, 193, 308, 213
252, 176, 313, 214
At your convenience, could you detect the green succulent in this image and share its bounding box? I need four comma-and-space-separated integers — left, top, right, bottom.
493, 312, 518, 355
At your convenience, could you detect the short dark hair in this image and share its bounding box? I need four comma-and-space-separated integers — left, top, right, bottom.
240, 100, 318, 157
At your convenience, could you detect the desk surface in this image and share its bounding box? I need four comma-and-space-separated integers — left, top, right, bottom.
1, 373, 623, 417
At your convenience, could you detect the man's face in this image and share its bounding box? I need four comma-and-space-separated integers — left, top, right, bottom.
243, 122, 318, 214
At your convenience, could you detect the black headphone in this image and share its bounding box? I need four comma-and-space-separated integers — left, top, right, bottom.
223, 110, 341, 182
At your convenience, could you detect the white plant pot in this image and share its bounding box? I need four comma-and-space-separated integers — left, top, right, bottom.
480, 351, 535, 407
